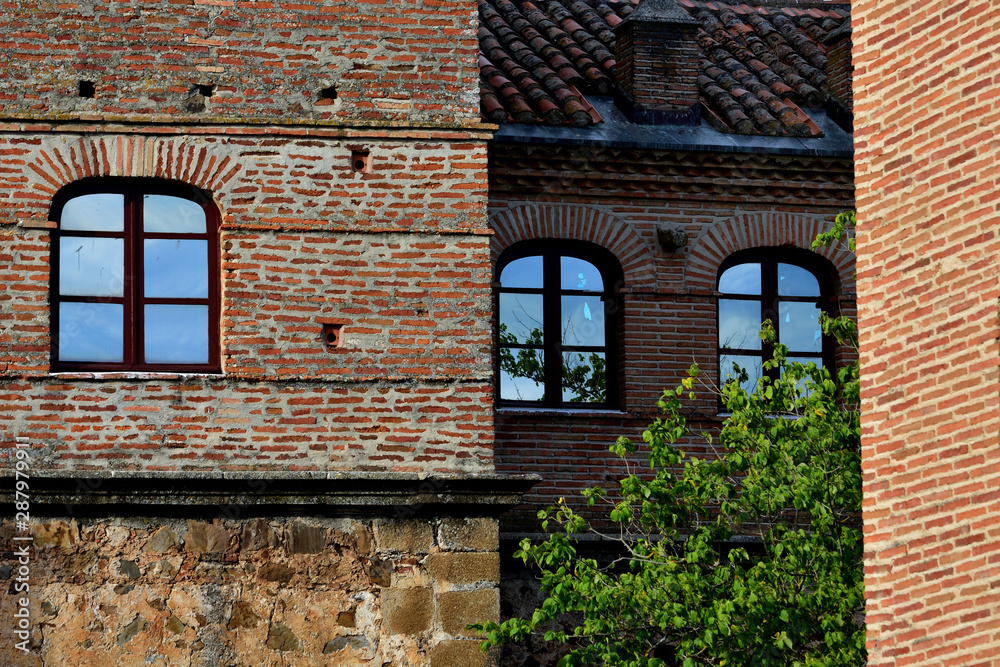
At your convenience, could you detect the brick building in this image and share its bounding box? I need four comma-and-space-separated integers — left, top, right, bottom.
0, 0, 856, 665
853, 0, 1000, 665
480, 0, 855, 538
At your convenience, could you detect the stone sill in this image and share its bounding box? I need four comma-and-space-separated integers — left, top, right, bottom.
0, 472, 540, 518
49, 372, 226, 380
497, 407, 630, 419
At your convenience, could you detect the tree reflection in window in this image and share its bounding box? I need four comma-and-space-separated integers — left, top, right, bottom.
496, 243, 620, 408
718, 249, 834, 392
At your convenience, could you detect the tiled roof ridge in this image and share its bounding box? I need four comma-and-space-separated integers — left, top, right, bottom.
479, 0, 851, 136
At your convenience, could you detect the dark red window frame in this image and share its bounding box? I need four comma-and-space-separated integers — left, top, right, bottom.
50, 179, 221, 372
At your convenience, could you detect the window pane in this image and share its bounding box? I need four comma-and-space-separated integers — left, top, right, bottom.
718, 263, 761, 295
719, 299, 762, 350
59, 237, 124, 297
144, 305, 209, 364
499, 348, 544, 401
778, 263, 820, 296
499, 293, 544, 344
60, 193, 124, 232
143, 195, 207, 233
144, 239, 209, 298
779, 301, 823, 352
562, 351, 606, 403
561, 256, 603, 291
499, 255, 543, 289
57, 303, 123, 362
561, 295, 605, 347
720, 353, 762, 395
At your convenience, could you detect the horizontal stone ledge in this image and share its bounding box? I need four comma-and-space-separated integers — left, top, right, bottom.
0, 117, 497, 140
0, 472, 540, 518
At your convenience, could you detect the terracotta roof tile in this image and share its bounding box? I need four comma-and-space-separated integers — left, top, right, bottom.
479, 0, 849, 136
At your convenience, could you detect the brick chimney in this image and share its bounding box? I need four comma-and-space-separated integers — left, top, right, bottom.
612, 0, 701, 125
823, 22, 853, 132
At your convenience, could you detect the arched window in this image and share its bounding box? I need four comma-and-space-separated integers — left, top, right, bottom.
496, 241, 621, 408
51, 180, 220, 372
717, 249, 834, 391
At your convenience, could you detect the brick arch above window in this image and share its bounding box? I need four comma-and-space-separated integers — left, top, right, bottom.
684, 212, 855, 293
25, 136, 242, 213
489, 204, 656, 287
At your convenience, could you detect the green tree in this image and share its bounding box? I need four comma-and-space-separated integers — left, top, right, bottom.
476, 214, 862, 666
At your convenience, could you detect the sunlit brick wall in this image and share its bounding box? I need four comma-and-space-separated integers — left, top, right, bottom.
853, 1, 1000, 664
0, 0, 480, 125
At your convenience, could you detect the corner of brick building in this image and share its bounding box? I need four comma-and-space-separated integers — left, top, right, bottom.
853, 0, 1000, 664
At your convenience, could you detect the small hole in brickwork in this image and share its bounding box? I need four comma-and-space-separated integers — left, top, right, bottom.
195, 83, 215, 98
78, 81, 95, 99
321, 323, 344, 350
319, 85, 338, 100
351, 150, 371, 173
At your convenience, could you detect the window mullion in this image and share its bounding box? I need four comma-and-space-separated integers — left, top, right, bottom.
763, 258, 778, 380
122, 188, 139, 369
542, 251, 562, 406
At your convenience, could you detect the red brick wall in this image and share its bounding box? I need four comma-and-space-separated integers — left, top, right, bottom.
489, 145, 856, 528
0, 128, 495, 474
0, 0, 480, 125
853, 0, 1000, 664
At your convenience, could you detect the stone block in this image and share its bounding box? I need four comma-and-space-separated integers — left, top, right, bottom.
266, 622, 300, 652
31, 520, 79, 548
364, 558, 393, 587
240, 519, 277, 551
438, 518, 498, 552
287, 521, 326, 554
323, 636, 370, 654
146, 527, 178, 553
374, 520, 434, 554
382, 587, 433, 635
437, 588, 500, 636
425, 552, 500, 586
66, 551, 97, 575
228, 601, 262, 630
184, 522, 230, 553
430, 639, 498, 667
117, 560, 140, 580
352, 522, 373, 555
116, 614, 147, 646
259, 562, 295, 583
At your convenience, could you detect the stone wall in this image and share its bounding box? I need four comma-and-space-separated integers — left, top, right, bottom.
0, 513, 502, 666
